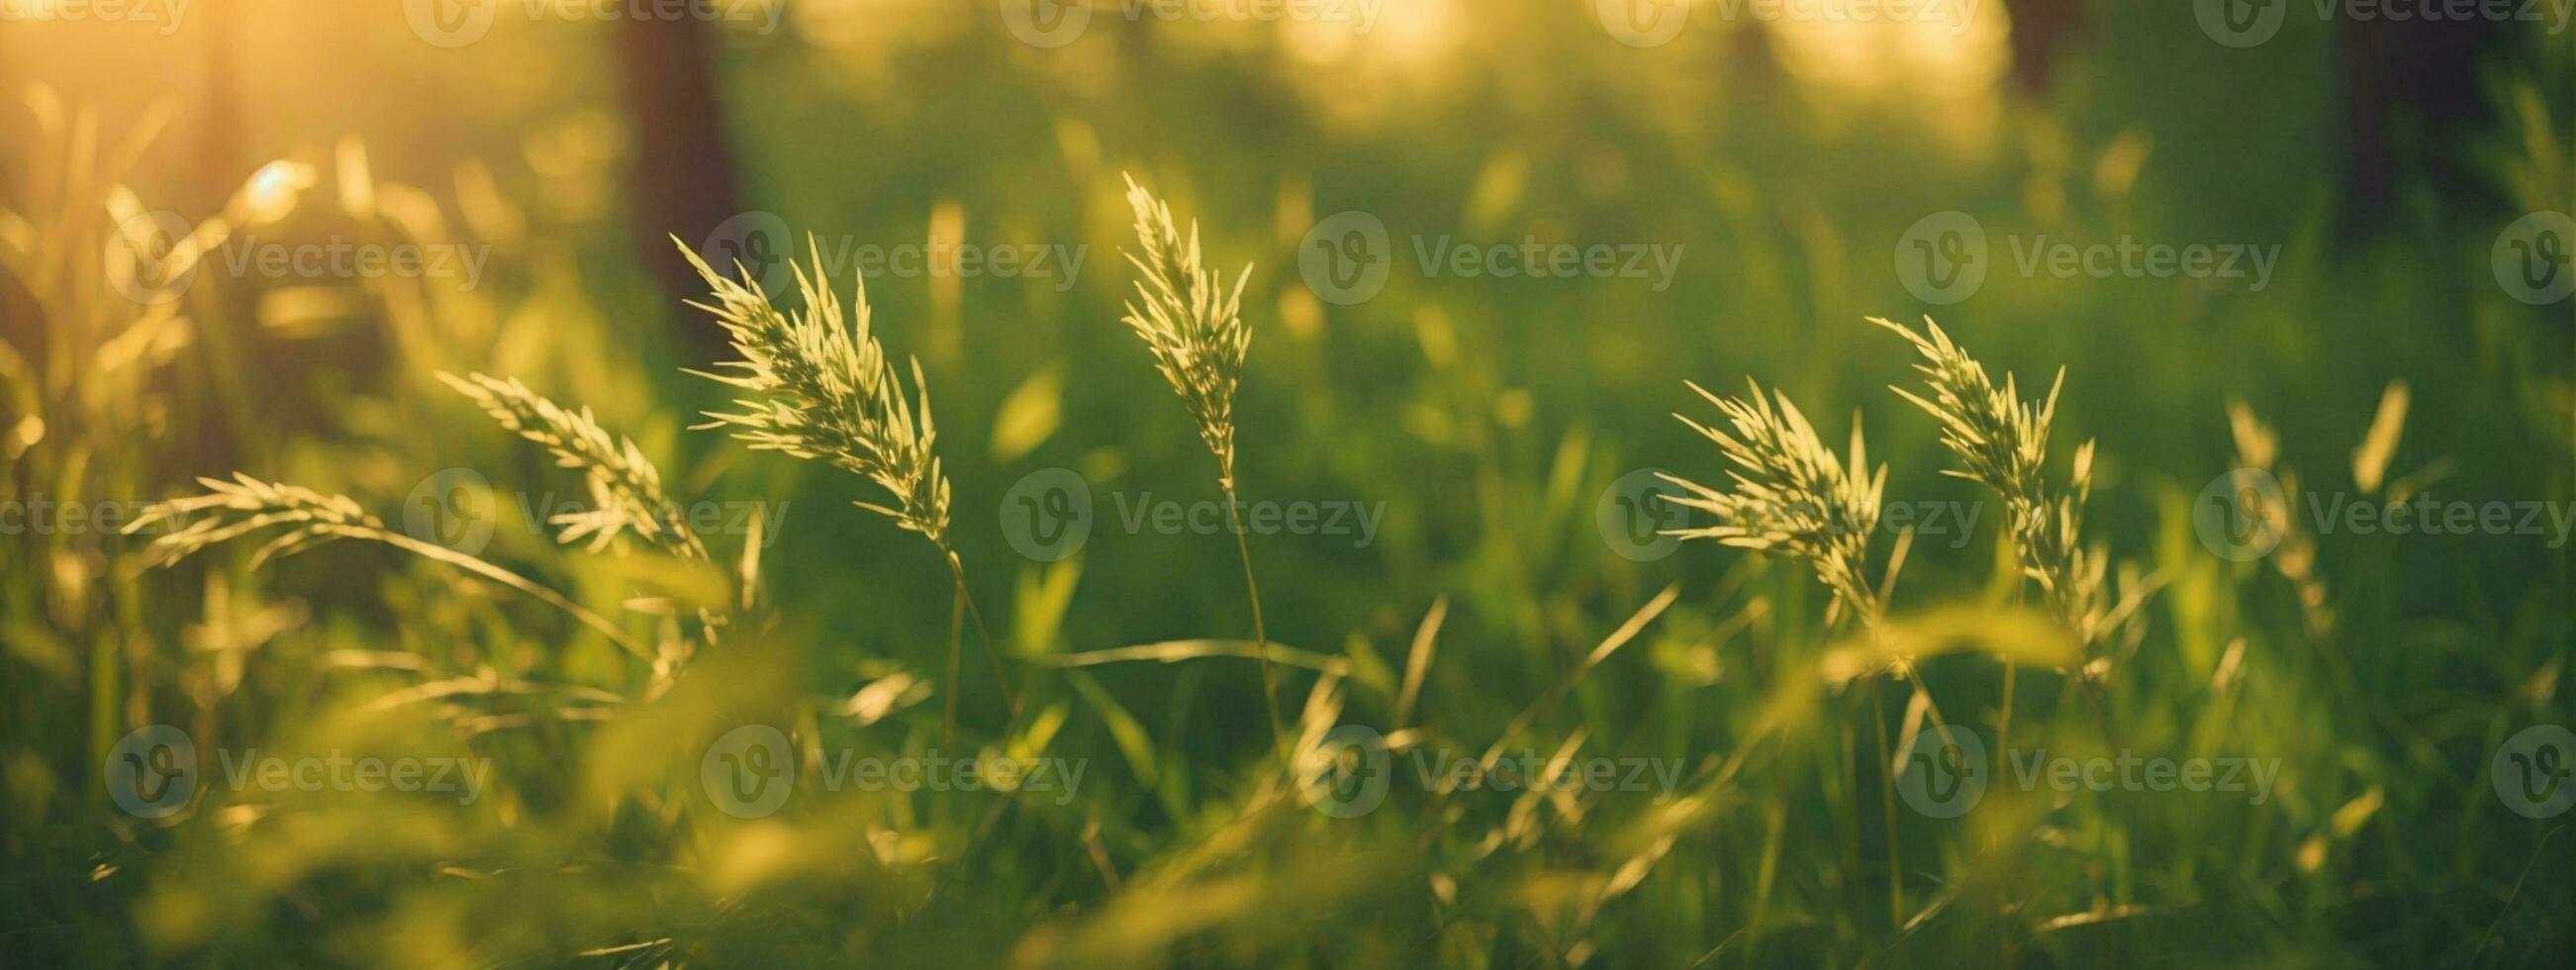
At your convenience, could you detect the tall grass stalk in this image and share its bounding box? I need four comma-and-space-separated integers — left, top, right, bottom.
678, 237, 1018, 738
1872, 316, 2155, 741
1116, 175, 1279, 749
1658, 377, 1920, 925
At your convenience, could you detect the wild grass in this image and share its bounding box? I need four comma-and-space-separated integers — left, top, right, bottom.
1660, 379, 1891, 630
1871, 316, 2160, 749
1117, 174, 1279, 747
8, 36, 2570, 966
125, 473, 652, 664
677, 235, 1015, 735
437, 371, 707, 561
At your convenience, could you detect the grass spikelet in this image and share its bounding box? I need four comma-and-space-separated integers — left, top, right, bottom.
438, 371, 706, 560
674, 234, 1013, 735
126, 474, 647, 659
1869, 316, 2114, 645
1116, 174, 1279, 748
676, 236, 952, 544
1119, 173, 1253, 490
1660, 379, 1890, 629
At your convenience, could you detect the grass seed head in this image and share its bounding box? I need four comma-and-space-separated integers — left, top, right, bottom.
1119, 174, 1254, 488
678, 236, 952, 544
1661, 378, 1889, 628
438, 371, 705, 559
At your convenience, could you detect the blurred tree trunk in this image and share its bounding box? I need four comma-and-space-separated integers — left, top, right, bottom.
196, 0, 243, 213
2002, 0, 2080, 93
2340, 18, 2493, 231
614, 3, 743, 355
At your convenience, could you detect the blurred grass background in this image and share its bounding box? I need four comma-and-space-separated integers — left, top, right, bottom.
2, 1, 2572, 965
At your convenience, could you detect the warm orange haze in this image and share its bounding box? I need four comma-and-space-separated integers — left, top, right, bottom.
1, 2, 2570, 966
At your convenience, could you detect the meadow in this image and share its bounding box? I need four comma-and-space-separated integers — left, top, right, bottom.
2, 3, 2572, 966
